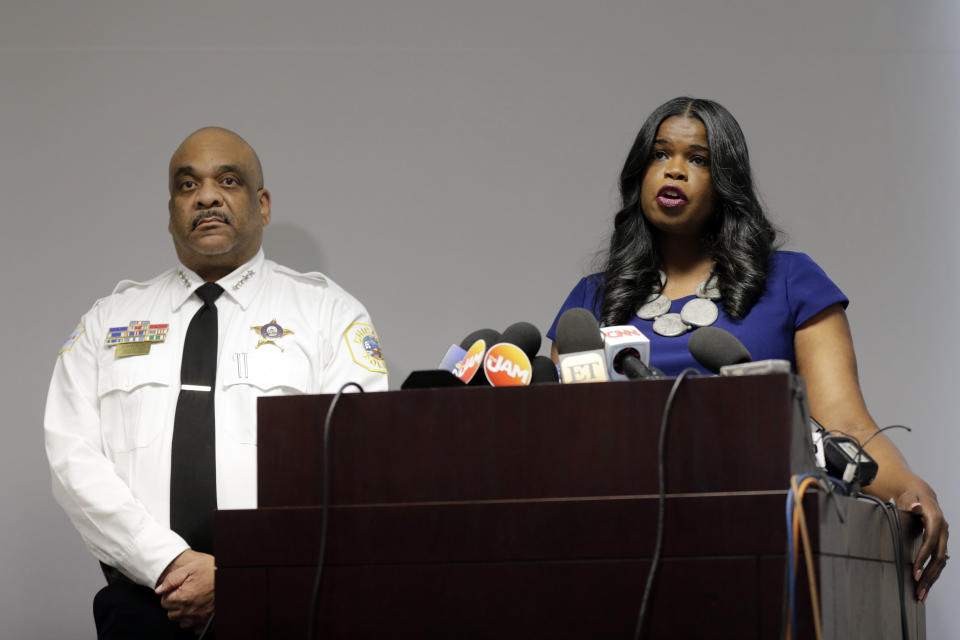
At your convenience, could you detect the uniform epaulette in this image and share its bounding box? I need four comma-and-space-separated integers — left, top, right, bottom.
271, 264, 329, 288
110, 270, 173, 296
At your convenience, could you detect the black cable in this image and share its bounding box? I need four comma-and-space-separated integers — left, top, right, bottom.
889, 497, 911, 640
825, 425, 911, 474
860, 424, 912, 451
856, 493, 909, 640
634, 367, 699, 640
306, 382, 365, 640
792, 378, 846, 525
197, 612, 215, 639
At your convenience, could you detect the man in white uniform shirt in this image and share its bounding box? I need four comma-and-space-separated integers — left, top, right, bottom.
44, 127, 388, 638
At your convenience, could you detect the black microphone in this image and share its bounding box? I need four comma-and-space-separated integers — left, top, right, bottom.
687, 326, 752, 373
460, 328, 501, 351
555, 308, 609, 383
477, 321, 544, 387
689, 327, 792, 376
530, 355, 560, 384
501, 321, 541, 360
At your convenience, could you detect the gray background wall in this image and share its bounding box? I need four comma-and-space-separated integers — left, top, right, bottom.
2, 1, 957, 637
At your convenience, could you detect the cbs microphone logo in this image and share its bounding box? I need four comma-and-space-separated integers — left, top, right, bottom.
483, 343, 532, 386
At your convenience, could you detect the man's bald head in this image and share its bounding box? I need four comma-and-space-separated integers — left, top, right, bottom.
167, 126, 272, 281
168, 126, 264, 195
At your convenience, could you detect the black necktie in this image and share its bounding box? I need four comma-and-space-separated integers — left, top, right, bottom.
170, 282, 224, 554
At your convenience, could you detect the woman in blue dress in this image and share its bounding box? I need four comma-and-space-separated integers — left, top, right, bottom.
548, 96, 948, 599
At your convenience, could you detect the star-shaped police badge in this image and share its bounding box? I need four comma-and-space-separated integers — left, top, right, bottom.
250, 319, 294, 351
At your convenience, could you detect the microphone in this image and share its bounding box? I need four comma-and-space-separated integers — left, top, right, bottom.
688, 326, 791, 376
401, 335, 470, 389
555, 308, 609, 384
453, 338, 491, 384
531, 355, 560, 384
453, 329, 502, 385
501, 321, 541, 360
688, 327, 752, 373
482, 321, 542, 387
438, 344, 467, 371
600, 325, 662, 380
483, 342, 533, 386
460, 328, 501, 351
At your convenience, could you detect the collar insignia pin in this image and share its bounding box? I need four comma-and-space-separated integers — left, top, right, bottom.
233, 269, 255, 291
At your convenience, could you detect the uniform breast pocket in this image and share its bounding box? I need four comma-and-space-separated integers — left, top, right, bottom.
97, 351, 173, 453
221, 348, 312, 445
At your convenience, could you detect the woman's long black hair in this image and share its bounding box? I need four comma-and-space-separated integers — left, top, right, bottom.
599, 97, 779, 325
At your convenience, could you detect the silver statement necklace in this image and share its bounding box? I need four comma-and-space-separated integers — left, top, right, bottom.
636, 269, 721, 337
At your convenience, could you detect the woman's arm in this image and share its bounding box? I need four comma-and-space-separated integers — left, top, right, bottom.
795, 303, 949, 600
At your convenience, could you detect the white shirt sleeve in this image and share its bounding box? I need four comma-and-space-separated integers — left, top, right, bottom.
44, 307, 188, 587
318, 285, 389, 395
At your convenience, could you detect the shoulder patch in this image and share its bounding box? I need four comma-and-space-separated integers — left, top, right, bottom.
59, 324, 84, 355
344, 322, 387, 374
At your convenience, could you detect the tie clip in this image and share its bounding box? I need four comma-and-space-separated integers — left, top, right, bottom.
181, 384, 212, 392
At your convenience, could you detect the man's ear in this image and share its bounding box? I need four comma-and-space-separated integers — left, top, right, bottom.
258, 189, 272, 227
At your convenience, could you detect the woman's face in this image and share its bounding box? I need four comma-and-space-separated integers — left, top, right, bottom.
639, 116, 716, 238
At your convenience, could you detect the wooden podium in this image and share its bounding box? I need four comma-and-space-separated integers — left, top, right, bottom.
215, 374, 924, 639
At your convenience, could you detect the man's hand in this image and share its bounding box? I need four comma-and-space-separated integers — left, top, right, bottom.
155, 549, 215, 634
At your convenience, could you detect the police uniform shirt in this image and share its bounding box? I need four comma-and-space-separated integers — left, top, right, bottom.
44, 249, 388, 587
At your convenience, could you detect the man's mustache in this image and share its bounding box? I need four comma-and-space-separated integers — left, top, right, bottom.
191, 210, 230, 230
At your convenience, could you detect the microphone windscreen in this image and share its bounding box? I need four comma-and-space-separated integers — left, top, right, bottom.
460, 328, 501, 351
501, 321, 542, 359
438, 344, 468, 371
400, 370, 465, 390
555, 308, 604, 354
531, 355, 560, 384
688, 326, 752, 373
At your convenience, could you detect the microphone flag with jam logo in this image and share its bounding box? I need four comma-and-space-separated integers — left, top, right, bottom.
453, 339, 486, 383
483, 342, 532, 386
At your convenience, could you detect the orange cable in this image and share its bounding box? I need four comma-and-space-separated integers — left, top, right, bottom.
791, 476, 824, 640
786, 475, 802, 640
